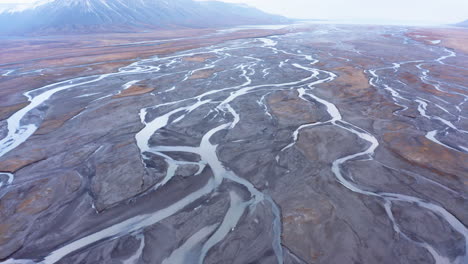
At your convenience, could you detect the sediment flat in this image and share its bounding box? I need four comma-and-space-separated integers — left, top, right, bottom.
0, 24, 467, 264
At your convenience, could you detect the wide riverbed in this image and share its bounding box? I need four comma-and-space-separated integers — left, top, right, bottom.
0, 24, 467, 264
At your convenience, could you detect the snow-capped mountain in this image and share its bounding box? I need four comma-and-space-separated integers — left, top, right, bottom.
0, 0, 289, 35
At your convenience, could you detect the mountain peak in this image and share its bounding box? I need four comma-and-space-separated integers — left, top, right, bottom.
0, 0, 289, 35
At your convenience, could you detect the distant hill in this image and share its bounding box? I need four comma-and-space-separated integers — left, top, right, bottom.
455, 19, 468, 27
0, 0, 290, 35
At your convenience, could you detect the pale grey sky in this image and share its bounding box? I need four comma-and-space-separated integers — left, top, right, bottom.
1, 0, 467, 24
203, 0, 468, 24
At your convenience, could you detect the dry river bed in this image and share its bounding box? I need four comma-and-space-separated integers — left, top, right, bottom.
0, 24, 467, 264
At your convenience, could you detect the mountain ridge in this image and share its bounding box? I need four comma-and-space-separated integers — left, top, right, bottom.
456, 19, 468, 27
0, 0, 290, 35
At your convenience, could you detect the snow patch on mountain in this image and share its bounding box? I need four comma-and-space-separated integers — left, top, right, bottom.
0, 0, 289, 35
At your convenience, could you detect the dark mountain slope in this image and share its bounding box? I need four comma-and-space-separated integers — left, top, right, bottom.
0, 0, 289, 35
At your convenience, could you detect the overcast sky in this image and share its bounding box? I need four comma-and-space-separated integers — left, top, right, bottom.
1, 0, 467, 24
206, 0, 468, 24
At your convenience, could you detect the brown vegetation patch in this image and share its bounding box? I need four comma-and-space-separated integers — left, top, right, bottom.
384, 132, 468, 180
400, 71, 420, 84
283, 207, 324, 225
188, 68, 221, 80
424, 65, 468, 96
113, 85, 155, 98
407, 28, 468, 54
0, 102, 29, 120
317, 65, 400, 120
332, 66, 371, 97
406, 31, 443, 46
384, 121, 412, 131
0, 149, 46, 173
35, 108, 85, 135
400, 71, 459, 99
16, 186, 54, 214
183, 54, 215, 63
0, 171, 81, 259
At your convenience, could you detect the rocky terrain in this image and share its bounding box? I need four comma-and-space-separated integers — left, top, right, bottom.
0, 24, 467, 264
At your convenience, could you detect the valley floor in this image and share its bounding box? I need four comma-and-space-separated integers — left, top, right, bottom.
0, 24, 467, 264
